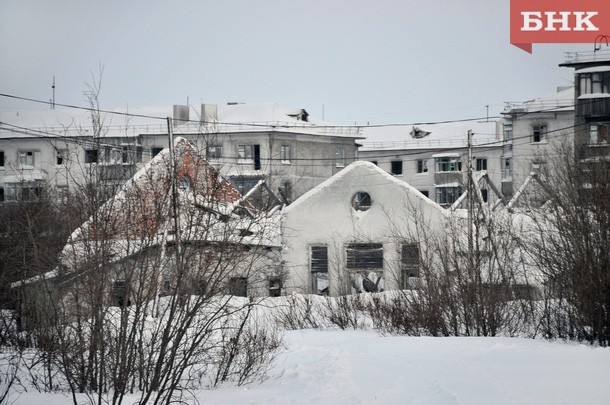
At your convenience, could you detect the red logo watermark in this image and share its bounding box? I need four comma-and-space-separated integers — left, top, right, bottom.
510, 0, 610, 53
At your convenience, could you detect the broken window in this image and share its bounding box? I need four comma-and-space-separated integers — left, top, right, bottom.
346, 243, 383, 269
151, 146, 164, 158
391, 160, 403, 175
112, 281, 131, 307
311, 245, 329, 295
417, 159, 428, 173
532, 124, 547, 143
401, 244, 420, 289
56, 149, 67, 165
351, 192, 372, 211
269, 277, 282, 297
228, 277, 248, 297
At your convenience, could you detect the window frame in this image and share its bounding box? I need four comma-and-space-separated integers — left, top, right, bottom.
502, 157, 513, 179
19, 150, 35, 167
589, 123, 609, 144
281, 145, 291, 164
401, 243, 420, 289
238, 145, 254, 163
435, 186, 462, 206
85, 148, 99, 164
391, 160, 403, 175
417, 159, 428, 174
435, 156, 462, 173
475, 157, 487, 171
346, 243, 384, 270
335, 147, 346, 168
352, 191, 372, 212
532, 124, 547, 143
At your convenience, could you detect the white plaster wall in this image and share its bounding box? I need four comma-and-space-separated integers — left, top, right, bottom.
281, 161, 448, 295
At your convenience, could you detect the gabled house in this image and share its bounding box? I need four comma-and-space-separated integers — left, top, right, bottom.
13, 137, 282, 327
280, 161, 449, 296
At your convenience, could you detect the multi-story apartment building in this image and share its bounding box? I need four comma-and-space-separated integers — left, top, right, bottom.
358, 120, 503, 207
0, 103, 362, 205
560, 48, 610, 162
501, 87, 575, 202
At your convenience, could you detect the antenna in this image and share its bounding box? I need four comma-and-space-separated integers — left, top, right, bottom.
51, 76, 56, 109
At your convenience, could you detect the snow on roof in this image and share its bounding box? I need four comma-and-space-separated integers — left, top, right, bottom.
503, 88, 574, 114
575, 66, 610, 73
359, 120, 499, 151
0, 102, 361, 139
284, 161, 448, 214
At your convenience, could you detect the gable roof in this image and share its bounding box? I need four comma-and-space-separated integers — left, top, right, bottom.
284, 161, 447, 215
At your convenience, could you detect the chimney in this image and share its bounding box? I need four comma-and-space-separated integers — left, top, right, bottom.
173, 105, 189, 126
201, 104, 218, 123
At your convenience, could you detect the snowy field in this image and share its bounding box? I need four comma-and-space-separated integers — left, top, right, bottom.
13, 329, 610, 405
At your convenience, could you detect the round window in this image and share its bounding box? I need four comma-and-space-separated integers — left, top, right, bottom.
352, 192, 372, 211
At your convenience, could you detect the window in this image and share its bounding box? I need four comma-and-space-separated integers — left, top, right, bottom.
238, 145, 254, 162
151, 147, 164, 158
502, 157, 513, 179
435, 187, 462, 206
401, 244, 420, 289
532, 124, 547, 143
56, 149, 68, 165
589, 123, 609, 144
122, 145, 142, 164
370, 160, 378, 166
419, 190, 429, 198
435, 156, 462, 172
481, 189, 489, 203
269, 277, 282, 297
311, 246, 329, 273
391, 160, 403, 175
19, 151, 34, 167
85, 149, 99, 164
0, 188, 4, 202
228, 277, 248, 297
4, 182, 42, 201
179, 176, 192, 193
503, 125, 513, 141
238, 145, 260, 170
0, 151, 4, 167
208, 145, 222, 159
112, 281, 131, 307
352, 191, 372, 211
279, 180, 292, 202
417, 159, 428, 173
346, 243, 383, 269
476, 158, 487, 171
578, 72, 610, 96
335, 147, 346, 167
281, 145, 291, 164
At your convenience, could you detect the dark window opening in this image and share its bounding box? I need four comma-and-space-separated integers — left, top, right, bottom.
532, 124, 547, 143
0, 151, 4, 167
85, 149, 99, 164
151, 147, 164, 157
476, 158, 487, 171
269, 277, 282, 297
228, 277, 248, 297
253, 144, 261, 170
112, 281, 131, 307
352, 192, 372, 211
401, 244, 420, 289
417, 159, 428, 173
419, 190, 429, 198
391, 160, 403, 175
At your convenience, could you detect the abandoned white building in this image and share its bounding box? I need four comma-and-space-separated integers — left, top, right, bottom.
280, 161, 449, 296
358, 120, 504, 208
0, 103, 362, 206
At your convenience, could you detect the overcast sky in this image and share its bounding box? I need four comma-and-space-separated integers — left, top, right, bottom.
0, 1, 593, 125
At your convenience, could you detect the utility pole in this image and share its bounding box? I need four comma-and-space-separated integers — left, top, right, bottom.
467, 129, 474, 268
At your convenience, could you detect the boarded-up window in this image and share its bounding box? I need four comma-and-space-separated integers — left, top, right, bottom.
310, 246, 328, 273
401, 244, 420, 289
346, 243, 383, 269
228, 277, 248, 297
311, 246, 329, 295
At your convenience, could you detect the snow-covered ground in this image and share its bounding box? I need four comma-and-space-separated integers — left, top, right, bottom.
13, 329, 610, 405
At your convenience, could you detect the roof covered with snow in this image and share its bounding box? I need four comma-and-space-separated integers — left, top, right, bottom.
359, 119, 500, 151
502, 88, 574, 115
0, 102, 361, 139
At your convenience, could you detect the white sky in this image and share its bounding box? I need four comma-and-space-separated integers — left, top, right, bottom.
0, 0, 594, 125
